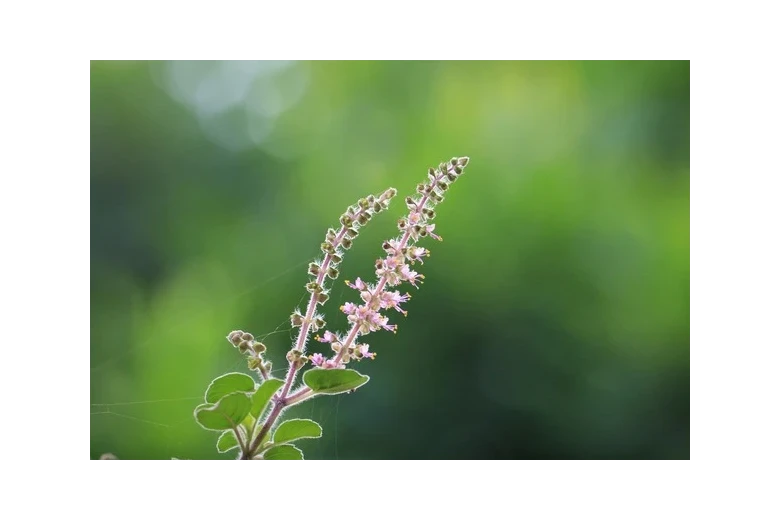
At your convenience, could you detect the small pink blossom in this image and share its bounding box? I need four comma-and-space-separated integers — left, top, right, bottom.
317, 331, 339, 343
341, 302, 358, 315
407, 246, 428, 264
356, 344, 376, 360
383, 239, 403, 254
346, 278, 368, 291
310, 353, 325, 366
400, 264, 423, 287
425, 224, 441, 241
380, 290, 410, 315
323, 359, 344, 369
373, 313, 397, 332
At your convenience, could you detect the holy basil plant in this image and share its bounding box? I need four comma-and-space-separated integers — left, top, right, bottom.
194, 157, 470, 459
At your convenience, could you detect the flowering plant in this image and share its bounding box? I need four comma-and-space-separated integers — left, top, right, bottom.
193, 156, 470, 459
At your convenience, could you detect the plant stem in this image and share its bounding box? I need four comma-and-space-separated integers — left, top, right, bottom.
246, 399, 284, 457
245, 209, 372, 458
285, 387, 313, 406
257, 362, 269, 381
233, 426, 247, 455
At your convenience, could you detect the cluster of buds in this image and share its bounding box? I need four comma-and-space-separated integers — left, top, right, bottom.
289, 187, 397, 352
312, 157, 470, 368
286, 348, 308, 370
227, 330, 271, 379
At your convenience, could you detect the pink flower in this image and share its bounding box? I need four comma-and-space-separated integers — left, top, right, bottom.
400, 264, 423, 287
341, 302, 358, 315
425, 224, 441, 241
371, 312, 397, 332
346, 278, 369, 291
356, 344, 376, 360
376, 257, 404, 286
380, 290, 410, 315
343, 303, 396, 335
317, 331, 339, 343
310, 353, 325, 366
407, 246, 428, 264
383, 239, 403, 254
323, 359, 344, 369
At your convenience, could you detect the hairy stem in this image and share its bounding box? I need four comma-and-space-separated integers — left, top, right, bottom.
244, 204, 379, 457
246, 399, 284, 457
257, 363, 269, 381
285, 387, 313, 406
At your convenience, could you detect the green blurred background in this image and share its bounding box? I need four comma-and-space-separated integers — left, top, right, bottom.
91, 61, 689, 460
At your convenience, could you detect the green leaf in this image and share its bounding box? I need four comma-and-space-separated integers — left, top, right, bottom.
194, 392, 252, 431
217, 431, 240, 453
262, 445, 304, 460
303, 368, 370, 395
240, 414, 255, 431
273, 419, 323, 444
251, 378, 284, 417
205, 372, 256, 403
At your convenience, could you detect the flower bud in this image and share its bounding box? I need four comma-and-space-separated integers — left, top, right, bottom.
321, 242, 336, 255
326, 228, 337, 242
380, 187, 397, 200
238, 340, 251, 353
341, 237, 353, 249
252, 342, 266, 354
345, 228, 359, 238
457, 156, 469, 167
227, 330, 244, 346
331, 253, 343, 264
427, 167, 436, 181
416, 183, 427, 194
241, 332, 254, 341
373, 201, 383, 212
308, 262, 320, 276
340, 214, 353, 227
291, 311, 304, 327
316, 292, 329, 304
358, 198, 369, 209
247, 357, 261, 370
437, 180, 449, 191
357, 213, 369, 225
327, 266, 339, 279
306, 281, 323, 294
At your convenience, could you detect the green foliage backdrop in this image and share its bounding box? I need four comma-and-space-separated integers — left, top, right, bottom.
91, 60, 689, 459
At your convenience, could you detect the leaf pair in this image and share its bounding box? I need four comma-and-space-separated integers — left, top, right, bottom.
195, 373, 283, 432
217, 418, 323, 458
